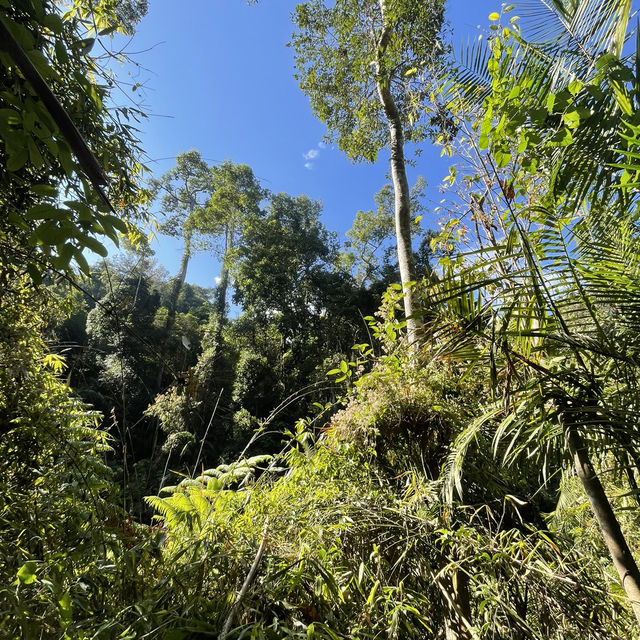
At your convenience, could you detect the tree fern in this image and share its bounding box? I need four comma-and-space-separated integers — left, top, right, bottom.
146, 456, 274, 531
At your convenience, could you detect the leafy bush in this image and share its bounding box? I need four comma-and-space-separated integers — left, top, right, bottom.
0, 277, 173, 638
143, 297, 633, 638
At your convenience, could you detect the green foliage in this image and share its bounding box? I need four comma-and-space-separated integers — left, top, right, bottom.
0, 0, 148, 279
291, 0, 447, 162
150, 149, 211, 239
84, 274, 162, 421
198, 160, 266, 251
232, 349, 277, 412
145, 386, 199, 456
233, 192, 336, 322
292, 0, 449, 342
198, 159, 266, 314
7, 2, 640, 638
144, 406, 629, 639
444, 0, 637, 212
0, 273, 163, 638
435, 0, 640, 488
427, 0, 640, 625
340, 179, 429, 286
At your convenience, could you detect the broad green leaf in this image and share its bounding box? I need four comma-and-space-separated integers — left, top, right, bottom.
546, 93, 555, 113
74, 37, 96, 55
0, 108, 20, 126
562, 110, 580, 129
17, 561, 37, 585
548, 127, 573, 147
32, 220, 69, 245
73, 248, 90, 274
26, 263, 42, 285
7, 147, 28, 171
568, 80, 583, 96
54, 40, 68, 64
58, 591, 72, 623
52, 242, 74, 271
78, 234, 108, 257
102, 214, 128, 233
30, 184, 57, 197
25, 204, 68, 221
98, 25, 118, 36
494, 149, 511, 167
24, 135, 40, 167
507, 85, 520, 100
42, 13, 64, 34
529, 108, 547, 125
64, 200, 94, 221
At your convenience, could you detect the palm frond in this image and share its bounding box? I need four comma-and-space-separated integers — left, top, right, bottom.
445, 0, 635, 212
440, 34, 494, 109
442, 404, 504, 502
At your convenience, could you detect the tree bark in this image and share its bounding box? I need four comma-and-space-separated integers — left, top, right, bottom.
214, 267, 229, 318
375, 7, 421, 346
167, 231, 192, 332
437, 563, 473, 640
565, 423, 640, 626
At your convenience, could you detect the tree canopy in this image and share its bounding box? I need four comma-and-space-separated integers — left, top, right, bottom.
291, 0, 447, 162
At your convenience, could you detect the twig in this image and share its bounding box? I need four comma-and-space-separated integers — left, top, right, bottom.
192, 387, 224, 476
218, 521, 269, 640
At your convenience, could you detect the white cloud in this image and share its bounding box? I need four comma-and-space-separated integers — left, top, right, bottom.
214, 276, 221, 285
302, 141, 329, 168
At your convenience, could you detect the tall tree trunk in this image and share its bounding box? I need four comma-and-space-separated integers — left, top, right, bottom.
167, 231, 192, 332
565, 423, 640, 626
375, 9, 421, 346
156, 231, 192, 391
214, 267, 229, 318
214, 225, 233, 320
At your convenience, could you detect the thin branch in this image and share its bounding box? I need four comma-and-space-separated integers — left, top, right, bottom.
218, 521, 269, 640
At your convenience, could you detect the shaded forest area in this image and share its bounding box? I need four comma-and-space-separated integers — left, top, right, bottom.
4, 0, 640, 639
54, 163, 429, 515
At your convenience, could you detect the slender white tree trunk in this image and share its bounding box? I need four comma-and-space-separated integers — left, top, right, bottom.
214, 225, 233, 319
375, 80, 421, 345
375, 4, 421, 345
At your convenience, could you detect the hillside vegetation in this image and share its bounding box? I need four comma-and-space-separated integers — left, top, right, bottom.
2, 1, 640, 638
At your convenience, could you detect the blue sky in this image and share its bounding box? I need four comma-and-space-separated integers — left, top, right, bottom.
114, 0, 499, 289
